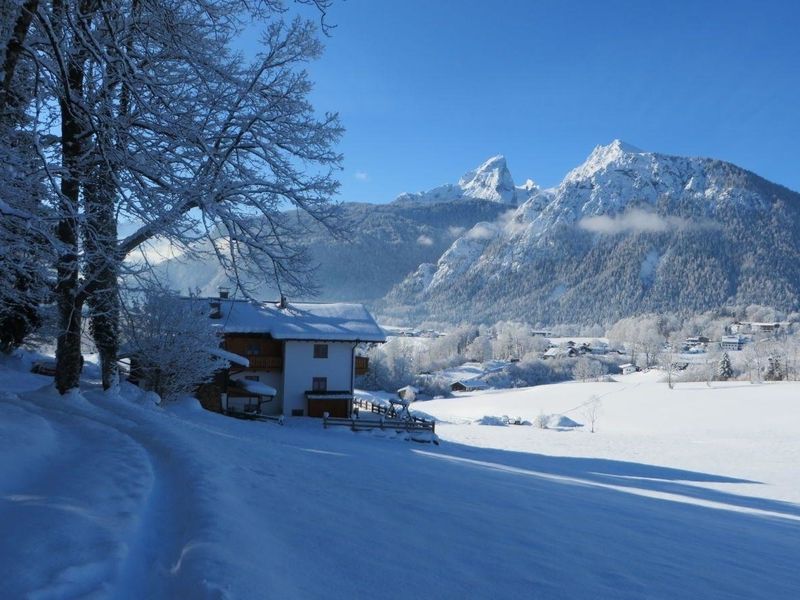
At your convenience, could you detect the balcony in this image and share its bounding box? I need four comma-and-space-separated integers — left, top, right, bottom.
247, 356, 283, 370
355, 356, 369, 376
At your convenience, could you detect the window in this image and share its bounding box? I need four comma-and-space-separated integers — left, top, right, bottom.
245, 375, 259, 381
291, 409, 304, 417
246, 342, 260, 356
312, 377, 327, 392
313, 344, 328, 359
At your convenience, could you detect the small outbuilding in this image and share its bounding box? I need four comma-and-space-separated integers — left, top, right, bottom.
619, 363, 637, 375
450, 379, 489, 392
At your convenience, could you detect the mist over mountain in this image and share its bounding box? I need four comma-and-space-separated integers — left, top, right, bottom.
157, 156, 526, 302
380, 140, 800, 325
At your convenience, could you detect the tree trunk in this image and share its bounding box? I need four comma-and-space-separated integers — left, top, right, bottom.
54, 11, 86, 394
0, 0, 39, 113
85, 161, 119, 390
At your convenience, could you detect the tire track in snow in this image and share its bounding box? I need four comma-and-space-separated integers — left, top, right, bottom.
80, 390, 230, 599
0, 392, 154, 599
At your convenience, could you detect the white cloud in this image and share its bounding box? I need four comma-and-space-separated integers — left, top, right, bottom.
354, 170, 369, 181
465, 222, 497, 240
448, 225, 466, 238
417, 234, 434, 246
578, 208, 693, 235
498, 209, 528, 235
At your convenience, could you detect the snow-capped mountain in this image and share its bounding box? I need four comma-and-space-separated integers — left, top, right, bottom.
393, 155, 536, 205
381, 141, 800, 324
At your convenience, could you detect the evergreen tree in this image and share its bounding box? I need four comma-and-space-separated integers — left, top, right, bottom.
717, 352, 733, 381
765, 355, 783, 381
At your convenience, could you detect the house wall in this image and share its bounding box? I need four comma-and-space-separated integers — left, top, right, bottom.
282, 341, 355, 416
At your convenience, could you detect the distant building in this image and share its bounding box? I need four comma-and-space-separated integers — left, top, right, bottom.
588, 343, 608, 355
543, 346, 578, 359
619, 363, 637, 375
450, 379, 490, 392
730, 321, 784, 335
720, 335, 745, 351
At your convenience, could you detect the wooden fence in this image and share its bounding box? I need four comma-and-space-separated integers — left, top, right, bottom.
323, 408, 437, 444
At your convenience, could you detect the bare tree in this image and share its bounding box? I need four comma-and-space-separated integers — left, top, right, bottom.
582, 395, 602, 433
743, 342, 766, 384
7, 1, 343, 392
573, 356, 604, 382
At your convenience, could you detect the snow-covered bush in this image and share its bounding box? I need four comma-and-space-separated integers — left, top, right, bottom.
534, 412, 549, 429
121, 290, 227, 401
413, 373, 452, 398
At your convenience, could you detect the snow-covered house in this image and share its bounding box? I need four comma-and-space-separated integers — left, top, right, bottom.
450, 379, 489, 392
194, 294, 386, 418
685, 336, 710, 347
720, 335, 746, 351
619, 363, 637, 375
543, 346, 578, 359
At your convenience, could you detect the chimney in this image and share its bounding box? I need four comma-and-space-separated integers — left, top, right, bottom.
218, 287, 230, 299
210, 298, 222, 319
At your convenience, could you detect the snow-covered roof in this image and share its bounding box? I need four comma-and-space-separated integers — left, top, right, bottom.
721, 335, 744, 343
620, 363, 635, 369
238, 379, 277, 397
544, 347, 573, 357
207, 347, 250, 367
452, 379, 489, 389
196, 298, 386, 343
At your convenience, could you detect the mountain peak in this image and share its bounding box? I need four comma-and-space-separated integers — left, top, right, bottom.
564, 139, 647, 183
605, 139, 644, 154
458, 155, 517, 204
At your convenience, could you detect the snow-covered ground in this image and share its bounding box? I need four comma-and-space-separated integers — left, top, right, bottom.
2, 356, 799, 599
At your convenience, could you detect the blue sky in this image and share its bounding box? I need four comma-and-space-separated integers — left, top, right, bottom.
278, 0, 800, 202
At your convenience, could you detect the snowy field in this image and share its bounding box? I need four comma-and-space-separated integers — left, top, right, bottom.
1, 357, 799, 599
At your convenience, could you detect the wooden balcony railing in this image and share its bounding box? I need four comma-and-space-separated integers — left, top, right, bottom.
247, 356, 283, 370
355, 356, 369, 375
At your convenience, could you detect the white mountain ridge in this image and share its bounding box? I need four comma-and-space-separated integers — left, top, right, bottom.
383, 139, 800, 323
393, 155, 538, 206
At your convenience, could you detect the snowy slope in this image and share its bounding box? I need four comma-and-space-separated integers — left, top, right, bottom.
2, 356, 800, 599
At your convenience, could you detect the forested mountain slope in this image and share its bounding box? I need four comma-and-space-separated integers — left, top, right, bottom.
157, 155, 530, 301
380, 141, 800, 324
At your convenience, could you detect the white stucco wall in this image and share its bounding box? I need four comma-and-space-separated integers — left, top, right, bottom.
281, 341, 355, 416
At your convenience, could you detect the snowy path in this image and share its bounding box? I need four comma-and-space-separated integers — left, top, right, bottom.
1, 375, 800, 598
0, 392, 154, 598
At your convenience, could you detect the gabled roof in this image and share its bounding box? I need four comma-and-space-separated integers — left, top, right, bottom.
452, 378, 489, 389
195, 297, 386, 343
